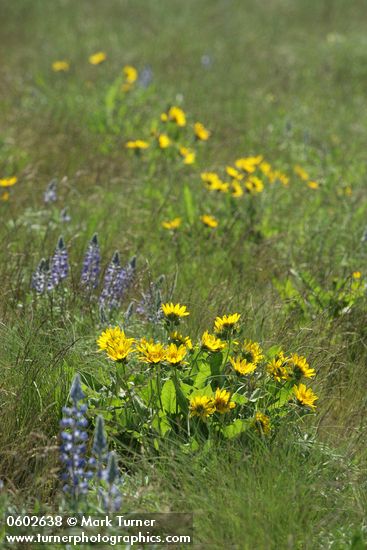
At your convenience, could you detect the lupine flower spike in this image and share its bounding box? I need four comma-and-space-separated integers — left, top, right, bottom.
44, 178, 57, 204
48, 236, 69, 290
60, 374, 92, 501
81, 233, 101, 290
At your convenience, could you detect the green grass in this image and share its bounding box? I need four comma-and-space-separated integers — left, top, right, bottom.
1, 0, 367, 547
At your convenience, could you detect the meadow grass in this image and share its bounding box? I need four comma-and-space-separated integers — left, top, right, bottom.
1, 0, 367, 547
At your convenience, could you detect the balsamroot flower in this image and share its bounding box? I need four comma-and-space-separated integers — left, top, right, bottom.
214, 313, 241, 336
189, 395, 215, 420
254, 412, 271, 435
293, 383, 318, 410
81, 233, 101, 290
230, 356, 257, 375
200, 214, 218, 228
288, 354, 315, 379
266, 352, 290, 382
97, 326, 135, 362
89, 51, 107, 65
194, 122, 210, 141
165, 343, 187, 365
213, 388, 235, 414
52, 60, 70, 72
136, 338, 166, 364
161, 302, 190, 322
201, 331, 226, 353
161, 217, 182, 230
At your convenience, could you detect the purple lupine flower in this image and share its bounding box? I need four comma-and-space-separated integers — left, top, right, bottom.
99, 253, 136, 310
44, 178, 57, 204
92, 415, 108, 480
31, 258, 50, 294
81, 234, 101, 290
48, 236, 69, 290
60, 374, 92, 500
99, 451, 123, 513
137, 275, 164, 323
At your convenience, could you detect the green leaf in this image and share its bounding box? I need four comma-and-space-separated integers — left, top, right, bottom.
208, 352, 223, 378
194, 362, 211, 389
161, 379, 176, 413
223, 419, 251, 439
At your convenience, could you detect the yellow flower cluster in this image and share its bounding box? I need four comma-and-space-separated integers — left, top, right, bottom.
294, 164, 320, 190
189, 388, 236, 420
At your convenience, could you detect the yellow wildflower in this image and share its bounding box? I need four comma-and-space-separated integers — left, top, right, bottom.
307, 181, 319, 190
213, 388, 236, 414
231, 180, 243, 198
179, 146, 195, 164
1, 191, 10, 201
125, 140, 150, 150
266, 352, 290, 382
352, 271, 362, 279
226, 166, 243, 180
293, 383, 318, 410
289, 354, 315, 379
189, 395, 215, 419
200, 214, 218, 228
294, 165, 309, 181
169, 331, 193, 350
158, 134, 171, 149
167, 106, 186, 127
123, 65, 138, 84
214, 313, 241, 335
165, 343, 187, 365
161, 217, 182, 230
52, 60, 70, 72
254, 412, 271, 435
245, 176, 264, 194
242, 340, 264, 364
230, 356, 257, 375
235, 156, 263, 173
0, 177, 17, 187
89, 51, 107, 65
97, 326, 135, 362
259, 162, 272, 177
162, 302, 190, 321
137, 339, 166, 364
194, 122, 210, 141
201, 331, 226, 352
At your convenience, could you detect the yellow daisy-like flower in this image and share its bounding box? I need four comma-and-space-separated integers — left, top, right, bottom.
352, 271, 362, 279
229, 356, 257, 375
158, 134, 171, 149
162, 302, 190, 321
97, 327, 135, 362
294, 165, 309, 181
266, 352, 290, 382
231, 180, 244, 198
97, 326, 124, 350
201, 172, 228, 193
214, 313, 241, 335
254, 411, 271, 435
106, 337, 135, 362
136, 339, 166, 364
52, 60, 70, 72
259, 162, 272, 177
189, 395, 215, 419
179, 146, 195, 165
161, 217, 182, 230
245, 176, 264, 194
235, 156, 263, 173
194, 122, 210, 141
169, 331, 193, 350
165, 343, 187, 365
278, 173, 289, 186
213, 388, 236, 414
200, 214, 218, 228
89, 51, 107, 65
167, 106, 186, 127
1, 191, 10, 201
289, 354, 315, 379
307, 181, 319, 190
293, 383, 318, 410
123, 65, 138, 84
0, 177, 17, 187
226, 166, 243, 180
125, 140, 150, 150
201, 331, 226, 353
242, 340, 264, 364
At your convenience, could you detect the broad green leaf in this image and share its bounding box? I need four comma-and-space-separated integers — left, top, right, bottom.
161, 379, 176, 413
183, 185, 195, 224
223, 419, 251, 439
